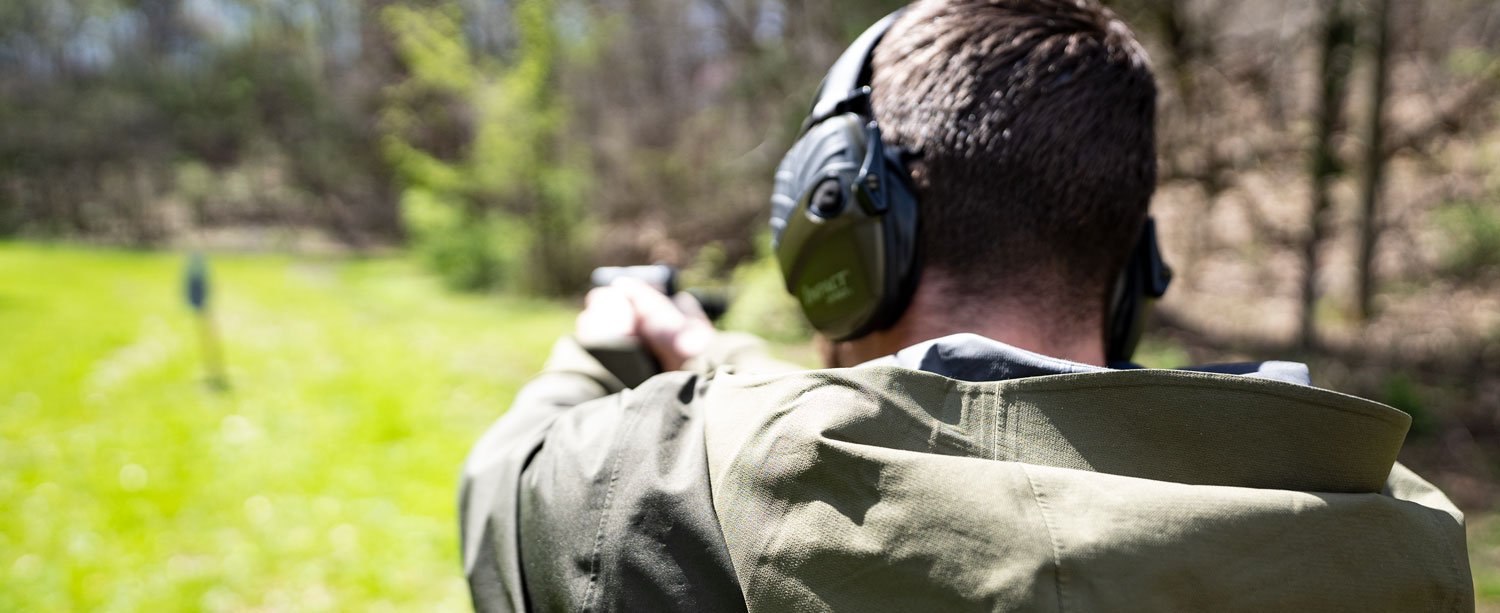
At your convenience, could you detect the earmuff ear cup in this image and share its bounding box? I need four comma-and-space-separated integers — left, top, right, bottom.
771, 117, 865, 246
772, 115, 883, 341
771, 114, 920, 341
1105, 218, 1172, 362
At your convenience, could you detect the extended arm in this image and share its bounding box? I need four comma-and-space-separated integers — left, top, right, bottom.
459, 281, 796, 611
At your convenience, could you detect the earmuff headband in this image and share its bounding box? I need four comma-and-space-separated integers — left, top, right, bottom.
803, 10, 905, 134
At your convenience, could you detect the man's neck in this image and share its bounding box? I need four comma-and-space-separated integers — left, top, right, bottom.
822, 274, 1106, 368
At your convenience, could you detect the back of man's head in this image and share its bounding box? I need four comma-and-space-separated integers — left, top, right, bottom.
870, 0, 1157, 325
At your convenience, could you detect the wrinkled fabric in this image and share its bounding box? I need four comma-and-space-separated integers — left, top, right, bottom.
460, 333, 783, 612
702, 367, 1472, 611
515, 373, 747, 612
460, 333, 1472, 612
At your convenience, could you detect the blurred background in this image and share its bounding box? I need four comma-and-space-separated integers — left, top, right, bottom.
1, 0, 1497, 610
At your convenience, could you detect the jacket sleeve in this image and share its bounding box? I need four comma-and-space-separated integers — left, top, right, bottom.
459, 335, 624, 612
458, 332, 797, 612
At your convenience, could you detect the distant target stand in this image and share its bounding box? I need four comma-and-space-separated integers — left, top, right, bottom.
186, 253, 229, 390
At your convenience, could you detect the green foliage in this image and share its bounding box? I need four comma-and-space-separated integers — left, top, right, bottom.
381, 0, 590, 295
382, 4, 478, 96
679, 241, 732, 290
1433, 198, 1500, 279
1379, 372, 1433, 436
0, 242, 574, 611
401, 188, 530, 291
1444, 47, 1499, 79
1131, 337, 1192, 369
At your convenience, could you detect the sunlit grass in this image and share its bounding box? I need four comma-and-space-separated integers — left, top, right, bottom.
1475, 515, 1500, 612
0, 243, 573, 611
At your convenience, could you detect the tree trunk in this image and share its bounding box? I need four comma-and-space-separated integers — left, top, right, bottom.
1356, 0, 1393, 321
1299, 0, 1356, 351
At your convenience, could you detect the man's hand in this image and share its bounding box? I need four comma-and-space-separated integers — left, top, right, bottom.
575, 278, 716, 371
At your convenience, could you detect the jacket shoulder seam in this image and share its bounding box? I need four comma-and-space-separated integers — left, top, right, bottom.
579, 373, 702, 610
1021, 464, 1067, 613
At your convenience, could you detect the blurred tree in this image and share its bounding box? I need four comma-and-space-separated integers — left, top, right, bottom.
0, 0, 400, 244
1299, 0, 1355, 351
1355, 0, 1392, 322
381, 0, 588, 293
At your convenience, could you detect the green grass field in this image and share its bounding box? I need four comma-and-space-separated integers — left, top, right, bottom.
1, 242, 1497, 611
0, 243, 573, 611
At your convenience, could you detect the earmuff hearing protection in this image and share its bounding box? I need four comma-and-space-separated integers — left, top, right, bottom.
770, 11, 919, 343
770, 10, 1171, 361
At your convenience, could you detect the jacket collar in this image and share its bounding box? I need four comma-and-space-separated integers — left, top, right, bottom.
711, 364, 1408, 493
864, 332, 1312, 386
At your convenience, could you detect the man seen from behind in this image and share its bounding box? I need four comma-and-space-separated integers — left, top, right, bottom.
459, 0, 1475, 610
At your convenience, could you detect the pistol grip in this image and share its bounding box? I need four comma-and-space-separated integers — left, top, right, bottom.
582, 339, 663, 389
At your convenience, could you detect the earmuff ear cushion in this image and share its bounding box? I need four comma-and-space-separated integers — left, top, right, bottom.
1106, 268, 1145, 364
873, 148, 921, 328
1105, 219, 1170, 363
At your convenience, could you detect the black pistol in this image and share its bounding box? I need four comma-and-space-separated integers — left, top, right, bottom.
589, 265, 727, 321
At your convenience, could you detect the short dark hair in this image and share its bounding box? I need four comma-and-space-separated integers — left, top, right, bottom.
870, 0, 1157, 313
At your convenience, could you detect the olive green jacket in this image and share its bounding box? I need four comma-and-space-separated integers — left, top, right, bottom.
461, 335, 1474, 611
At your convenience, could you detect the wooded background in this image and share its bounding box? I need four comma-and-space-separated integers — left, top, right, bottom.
2, 0, 1498, 504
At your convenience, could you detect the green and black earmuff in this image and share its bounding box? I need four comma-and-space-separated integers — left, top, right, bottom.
770, 11, 919, 343
770, 10, 1171, 361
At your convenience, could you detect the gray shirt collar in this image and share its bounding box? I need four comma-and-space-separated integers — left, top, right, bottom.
861, 333, 1311, 386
